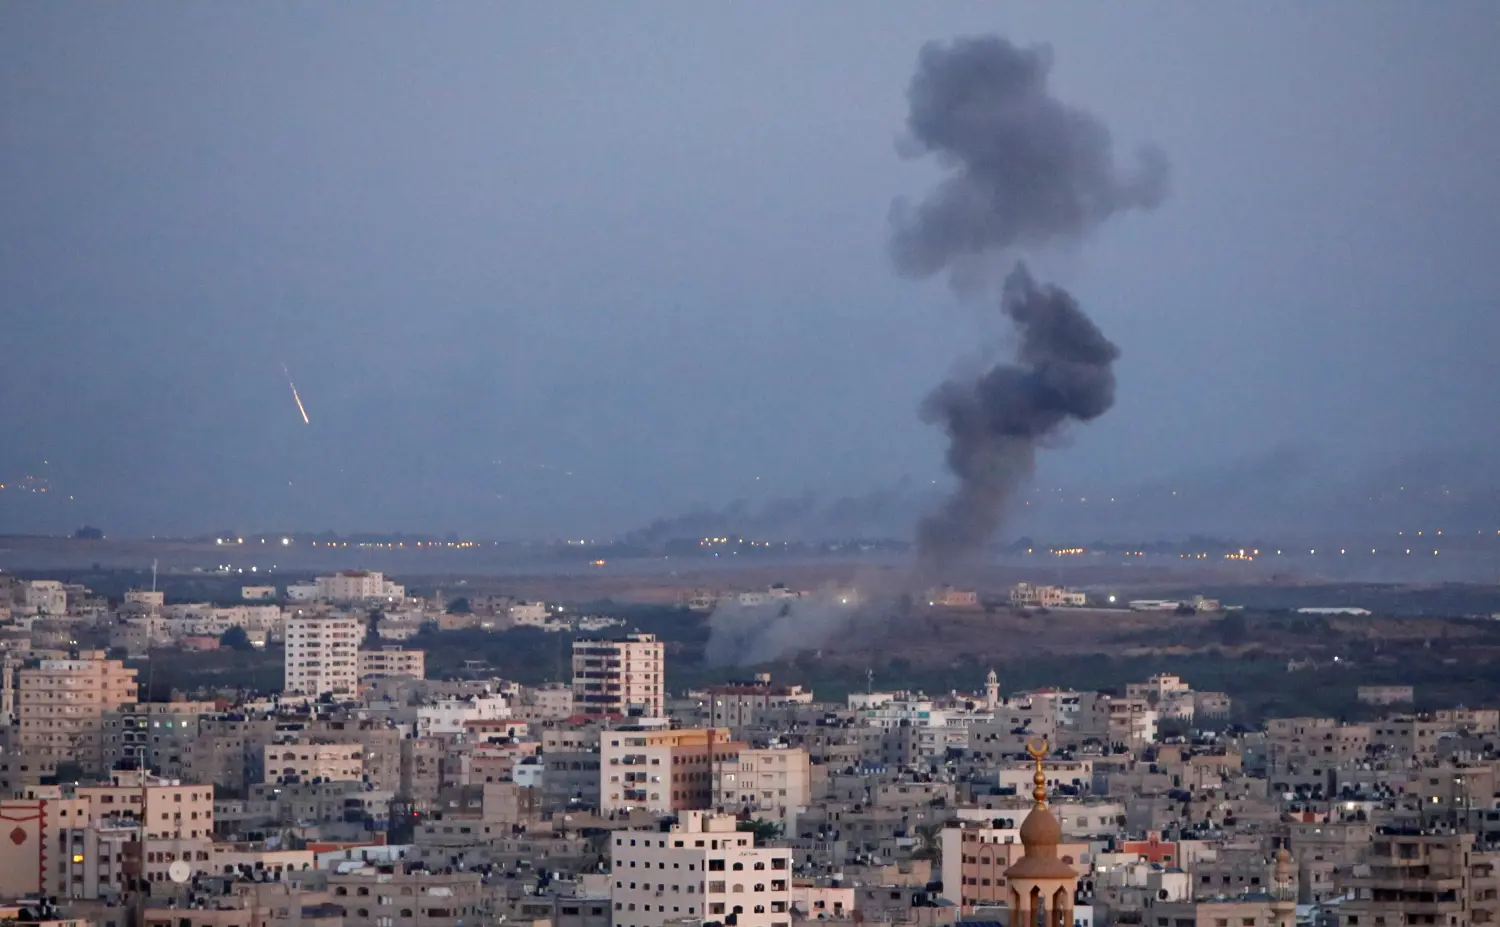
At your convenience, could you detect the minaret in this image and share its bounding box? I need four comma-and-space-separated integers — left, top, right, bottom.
985, 668, 1000, 710
1004, 740, 1079, 927
1271, 847, 1297, 927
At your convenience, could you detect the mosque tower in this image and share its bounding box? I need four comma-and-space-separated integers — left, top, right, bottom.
1004, 741, 1079, 926
985, 668, 1000, 710
1271, 846, 1297, 927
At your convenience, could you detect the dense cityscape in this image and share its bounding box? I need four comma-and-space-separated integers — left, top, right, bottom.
0, 567, 1492, 926
6, 5, 1498, 927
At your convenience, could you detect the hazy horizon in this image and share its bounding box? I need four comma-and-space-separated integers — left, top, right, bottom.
4, 5, 1498, 541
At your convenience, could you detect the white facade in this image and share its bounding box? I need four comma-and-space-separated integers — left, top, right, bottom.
509, 602, 548, 626
314, 570, 405, 603
161, 604, 285, 639
283, 614, 362, 697
242, 585, 277, 601
23, 580, 67, 616
610, 811, 791, 927
417, 695, 512, 735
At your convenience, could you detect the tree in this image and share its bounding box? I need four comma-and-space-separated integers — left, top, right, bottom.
54, 760, 86, 784
447, 597, 472, 615
74, 525, 104, 539
913, 822, 944, 862
219, 626, 253, 651
736, 818, 782, 844
1221, 612, 1250, 646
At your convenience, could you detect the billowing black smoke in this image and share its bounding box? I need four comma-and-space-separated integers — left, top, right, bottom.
891, 35, 1170, 565
918, 263, 1118, 561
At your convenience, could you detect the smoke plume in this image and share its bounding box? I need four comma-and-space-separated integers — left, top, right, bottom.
892, 35, 1170, 565
918, 264, 1118, 561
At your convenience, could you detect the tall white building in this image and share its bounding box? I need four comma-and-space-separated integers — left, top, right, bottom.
283, 614, 362, 697
573, 632, 665, 719
610, 811, 791, 927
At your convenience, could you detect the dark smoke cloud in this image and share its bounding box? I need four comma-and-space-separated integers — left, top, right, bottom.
918, 264, 1118, 561
891, 35, 1169, 283
890, 35, 1169, 566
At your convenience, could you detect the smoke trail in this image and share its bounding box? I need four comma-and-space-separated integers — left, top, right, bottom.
917, 263, 1117, 561
891, 35, 1169, 565
700, 35, 1169, 665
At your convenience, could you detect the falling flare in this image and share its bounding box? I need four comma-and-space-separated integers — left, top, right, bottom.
282, 362, 311, 424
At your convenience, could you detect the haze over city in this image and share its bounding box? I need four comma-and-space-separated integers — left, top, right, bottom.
4, 4, 1499, 544
9, 11, 1500, 927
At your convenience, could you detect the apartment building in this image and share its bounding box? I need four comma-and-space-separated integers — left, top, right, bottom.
1336, 829, 1487, 925
939, 821, 1089, 911
102, 701, 215, 778
573, 633, 664, 720
610, 811, 791, 927
17, 652, 138, 779
702, 676, 814, 729
283, 615, 361, 697
328, 866, 486, 927
314, 571, 404, 603
601, 727, 739, 813
1142, 899, 1277, 926
713, 746, 811, 820
356, 645, 425, 683
0, 772, 214, 899
263, 740, 364, 784
1086, 695, 1158, 750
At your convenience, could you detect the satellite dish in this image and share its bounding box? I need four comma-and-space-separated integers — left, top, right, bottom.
169, 861, 192, 884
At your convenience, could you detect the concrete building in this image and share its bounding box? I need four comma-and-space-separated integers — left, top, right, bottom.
609, 811, 791, 927
314, 571, 404, 603
263, 740, 364, 784
1336, 829, 1478, 925
241, 585, 277, 601
701, 676, 814, 729
283, 614, 361, 698
713, 746, 811, 821
21, 581, 68, 616
328, 866, 485, 927
0, 772, 214, 899
102, 701, 215, 778
1010, 583, 1087, 608
123, 589, 165, 611
573, 633, 665, 720
601, 727, 739, 813
926, 586, 979, 607
356, 646, 425, 683
941, 820, 1090, 912
416, 695, 512, 736
17, 652, 138, 779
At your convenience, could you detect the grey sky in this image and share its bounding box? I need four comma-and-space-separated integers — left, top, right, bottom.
2, 4, 1497, 538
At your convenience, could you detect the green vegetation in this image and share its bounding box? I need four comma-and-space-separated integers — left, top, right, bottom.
218, 626, 254, 651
